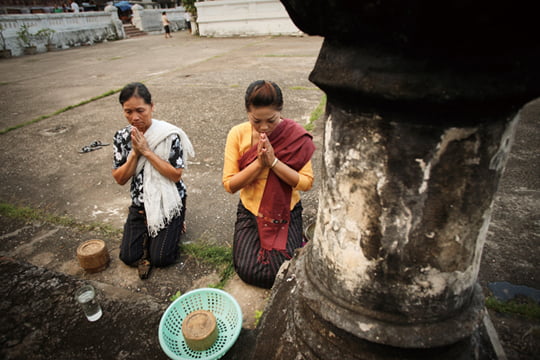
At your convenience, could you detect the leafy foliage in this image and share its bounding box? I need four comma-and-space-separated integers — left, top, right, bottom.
17, 24, 37, 48
35, 28, 56, 44
169, 290, 182, 302
254, 310, 263, 327
182, 0, 198, 18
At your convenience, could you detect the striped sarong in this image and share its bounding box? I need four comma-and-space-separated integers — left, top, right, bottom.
233, 200, 304, 289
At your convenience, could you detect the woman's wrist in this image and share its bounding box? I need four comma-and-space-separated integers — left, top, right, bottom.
129, 150, 140, 160
271, 157, 279, 168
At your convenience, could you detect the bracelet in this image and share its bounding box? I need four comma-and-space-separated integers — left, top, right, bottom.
271, 158, 279, 168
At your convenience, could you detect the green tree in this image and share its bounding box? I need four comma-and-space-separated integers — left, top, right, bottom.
182, 0, 198, 18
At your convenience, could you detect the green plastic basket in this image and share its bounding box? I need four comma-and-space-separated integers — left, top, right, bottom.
159, 288, 243, 360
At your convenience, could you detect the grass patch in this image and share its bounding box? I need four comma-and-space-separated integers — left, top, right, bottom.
485, 296, 540, 320
181, 243, 232, 266
109, 56, 123, 61
180, 243, 234, 289
0, 202, 121, 238
213, 263, 235, 289
0, 88, 121, 135
1, 202, 236, 287
305, 94, 326, 132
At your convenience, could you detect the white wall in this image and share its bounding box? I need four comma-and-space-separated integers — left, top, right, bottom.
131, 6, 187, 34
195, 0, 302, 37
0, 11, 124, 57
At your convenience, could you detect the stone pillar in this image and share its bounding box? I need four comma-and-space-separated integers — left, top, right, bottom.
253, 1, 540, 359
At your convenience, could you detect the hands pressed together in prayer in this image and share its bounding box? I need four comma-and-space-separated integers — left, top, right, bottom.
123, 126, 182, 184
131, 127, 151, 158
257, 133, 277, 168
256, 133, 299, 187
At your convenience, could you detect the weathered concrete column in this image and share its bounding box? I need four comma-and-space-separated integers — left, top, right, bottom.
253, 1, 540, 359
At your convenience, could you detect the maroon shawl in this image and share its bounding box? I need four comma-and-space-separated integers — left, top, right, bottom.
238, 118, 315, 263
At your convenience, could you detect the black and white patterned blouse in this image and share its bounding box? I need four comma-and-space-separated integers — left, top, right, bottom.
112, 125, 186, 207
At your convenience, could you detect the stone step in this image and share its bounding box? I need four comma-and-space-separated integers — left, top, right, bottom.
122, 24, 147, 38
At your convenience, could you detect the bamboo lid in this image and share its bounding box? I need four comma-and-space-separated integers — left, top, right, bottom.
182, 310, 218, 351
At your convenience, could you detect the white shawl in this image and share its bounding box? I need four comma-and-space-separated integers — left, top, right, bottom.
135, 119, 195, 237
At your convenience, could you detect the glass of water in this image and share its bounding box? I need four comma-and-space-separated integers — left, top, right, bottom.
75, 284, 103, 322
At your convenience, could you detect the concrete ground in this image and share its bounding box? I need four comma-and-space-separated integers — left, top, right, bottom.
0, 30, 538, 359
0, 30, 324, 359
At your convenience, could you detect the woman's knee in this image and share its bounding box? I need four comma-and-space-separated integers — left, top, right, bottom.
119, 251, 139, 267
149, 252, 176, 267
234, 263, 257, 286
234, 261, 250, 281
234, 258, 275, 289
236, 267, 274, 289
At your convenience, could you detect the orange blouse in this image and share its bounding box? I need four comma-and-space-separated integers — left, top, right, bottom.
222, 121, 314, 216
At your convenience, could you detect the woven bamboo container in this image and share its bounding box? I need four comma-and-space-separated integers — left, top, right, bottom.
76, 239, 109, 273
181, 310, 219, 351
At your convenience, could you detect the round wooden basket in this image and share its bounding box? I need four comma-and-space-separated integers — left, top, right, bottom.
76, 239, 110, 273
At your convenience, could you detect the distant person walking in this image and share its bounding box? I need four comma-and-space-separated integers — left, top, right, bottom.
162, 11, 172, 39
70, 1, 80, 13
184, 11, 192, 34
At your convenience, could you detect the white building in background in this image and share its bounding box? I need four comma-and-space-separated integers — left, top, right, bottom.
195, 0, 302, 37
0, 0, 303, 57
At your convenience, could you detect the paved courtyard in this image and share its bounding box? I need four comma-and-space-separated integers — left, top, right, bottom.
0, 30, 538, 359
